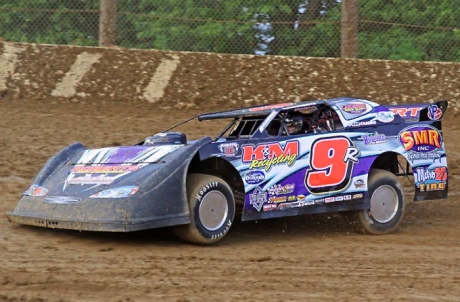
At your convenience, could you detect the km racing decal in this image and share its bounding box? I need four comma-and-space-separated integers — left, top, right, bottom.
305, 136, 359, 194
242, 140, 299, 171
399, 125, 442, 161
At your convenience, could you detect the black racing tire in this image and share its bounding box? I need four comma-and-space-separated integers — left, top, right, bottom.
350, 169, 406, 235
171, 173, 235, 245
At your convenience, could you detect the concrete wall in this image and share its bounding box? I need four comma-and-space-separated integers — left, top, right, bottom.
1, 41, 459, 110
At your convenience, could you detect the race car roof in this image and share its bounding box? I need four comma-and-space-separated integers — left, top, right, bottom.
198, 99, 333, 121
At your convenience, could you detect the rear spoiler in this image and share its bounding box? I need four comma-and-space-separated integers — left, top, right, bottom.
386, 100, 448, 122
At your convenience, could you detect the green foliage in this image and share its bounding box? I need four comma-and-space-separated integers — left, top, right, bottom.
360, 0, 460, 61
0, 0, 459, 61
0, 0, 99, 45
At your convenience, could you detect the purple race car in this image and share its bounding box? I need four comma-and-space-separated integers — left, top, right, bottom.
6, 97, 449, 244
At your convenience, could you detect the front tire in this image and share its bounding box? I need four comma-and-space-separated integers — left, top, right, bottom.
172, 173, 235, 244
353, 169, 406, 235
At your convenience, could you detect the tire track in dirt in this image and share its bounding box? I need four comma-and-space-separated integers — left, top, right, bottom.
1, 101, 459, 302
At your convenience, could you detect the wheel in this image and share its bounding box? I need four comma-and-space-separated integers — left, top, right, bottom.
351, 169, 406, 235
171, 173, 235, 244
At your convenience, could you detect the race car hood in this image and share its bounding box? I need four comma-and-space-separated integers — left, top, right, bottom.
39, 143, 195, 197
6, 137, 212, 232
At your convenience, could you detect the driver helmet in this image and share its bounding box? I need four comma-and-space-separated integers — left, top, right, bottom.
285, 112, 303, 134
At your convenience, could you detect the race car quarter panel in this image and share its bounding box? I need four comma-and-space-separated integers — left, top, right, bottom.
6, 137, 213, 232
197, 103, 448, 222
236, 133, 371, 221
399, 122, 448, 201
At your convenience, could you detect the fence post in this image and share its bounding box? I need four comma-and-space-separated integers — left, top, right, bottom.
99, 0, 117, 47
341, 0, 359, 58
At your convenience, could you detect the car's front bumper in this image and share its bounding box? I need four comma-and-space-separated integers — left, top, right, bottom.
6, 210, 189, 232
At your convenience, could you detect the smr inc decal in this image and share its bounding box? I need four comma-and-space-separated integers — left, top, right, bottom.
399, 125, 443, 161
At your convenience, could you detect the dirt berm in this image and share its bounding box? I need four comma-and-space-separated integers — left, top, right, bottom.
1, 41, 460, 110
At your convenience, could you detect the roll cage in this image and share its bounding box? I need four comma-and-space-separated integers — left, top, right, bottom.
215, 103, 343, 140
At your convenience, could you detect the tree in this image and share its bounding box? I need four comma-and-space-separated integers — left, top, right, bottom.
116, 0, 341, 55
0, 0, 99, 46
0, 0, 459, 61
358, 0, 460, 61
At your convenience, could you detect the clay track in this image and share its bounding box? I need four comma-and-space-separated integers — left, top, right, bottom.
1, 101, 459, 302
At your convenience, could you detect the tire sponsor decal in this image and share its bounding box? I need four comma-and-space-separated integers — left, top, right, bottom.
414, 166, 447, 192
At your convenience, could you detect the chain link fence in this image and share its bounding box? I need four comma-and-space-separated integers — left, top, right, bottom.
0, 0, 459, 62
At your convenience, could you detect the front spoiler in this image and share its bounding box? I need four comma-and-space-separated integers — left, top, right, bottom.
6, 211, 189, 232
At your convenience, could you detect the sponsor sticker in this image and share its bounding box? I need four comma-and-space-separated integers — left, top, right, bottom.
390, 107, 422, 117
71, 165, 139, 174
263, 204, 277, 212
268, 183, 295, 196
414, 166, 447, 192
354, 179, 365, 188
67, 146, 180, 187
287, 195, 297, 201
325, 197, 335, 203
399, 125, 443, 161
269, 196, 287, 203
427, 104, 443, 120
376, 111, 395, 123
334, 196, 344, 202
349, 120, 377, 127
244, 171, 265, 185
278, 203, 292, 210
249, 187, 267, 211
242, 140, 299, 171
314, 198, 325, 204
218, 143, 239, 157
341, 102, 368, 114
67, 174, 116, 185
362, 132, 386, 145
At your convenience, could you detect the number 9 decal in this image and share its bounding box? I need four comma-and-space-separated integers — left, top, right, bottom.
305, 136, 359, 194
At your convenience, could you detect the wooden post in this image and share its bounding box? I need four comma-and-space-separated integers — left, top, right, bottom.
99, 0, 117, 47
341, 0, 359, 58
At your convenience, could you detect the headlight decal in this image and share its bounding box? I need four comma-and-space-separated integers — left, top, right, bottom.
90, 186, 139, 198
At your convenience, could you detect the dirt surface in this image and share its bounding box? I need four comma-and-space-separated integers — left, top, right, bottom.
1, 99, 460, 302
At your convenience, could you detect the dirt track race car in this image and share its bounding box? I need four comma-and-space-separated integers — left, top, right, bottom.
6, 97, 449, 244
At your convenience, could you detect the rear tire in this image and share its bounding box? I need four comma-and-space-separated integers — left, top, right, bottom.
350, 169, 406, 235
172, 173, 235, 244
